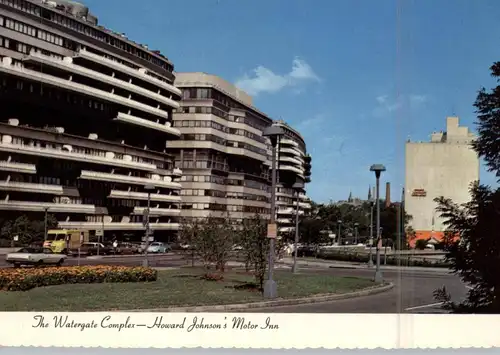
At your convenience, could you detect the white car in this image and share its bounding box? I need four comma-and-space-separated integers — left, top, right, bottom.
6, 247, 67, 268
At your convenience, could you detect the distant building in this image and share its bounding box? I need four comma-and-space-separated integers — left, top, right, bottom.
405, 116, 480, 244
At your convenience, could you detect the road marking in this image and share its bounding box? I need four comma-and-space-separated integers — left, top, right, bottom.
404, 302, 443, 311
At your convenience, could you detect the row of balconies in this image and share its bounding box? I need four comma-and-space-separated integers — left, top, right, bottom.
0, 134, 184, 173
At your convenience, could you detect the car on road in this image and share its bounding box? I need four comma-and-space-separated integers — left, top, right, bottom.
146, 242, 170, 253
115, 242, 141, 255
5, 247, 67, 268
70, 242, 112, 256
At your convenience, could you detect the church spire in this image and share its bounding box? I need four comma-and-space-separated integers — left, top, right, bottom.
348, 191, 353, 203
368, 185, 372, 201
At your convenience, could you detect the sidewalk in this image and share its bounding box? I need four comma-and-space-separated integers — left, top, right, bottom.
276, 257, 453, 274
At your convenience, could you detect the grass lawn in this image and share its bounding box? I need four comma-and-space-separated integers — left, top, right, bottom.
0, 268, 379, 311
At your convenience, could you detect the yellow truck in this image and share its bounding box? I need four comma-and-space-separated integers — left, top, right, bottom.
43, 229, 90, 254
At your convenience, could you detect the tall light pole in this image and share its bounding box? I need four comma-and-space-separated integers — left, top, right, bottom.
337, 220, 342, 246
43, 207, 48, 241
292, 180, 304, 274
354, 222, 359, 244
262, 125, 284, 298
370, 164, 386, 283
368, 200, 374, 267
143, 184, 155, 268
97, 213, 105, 256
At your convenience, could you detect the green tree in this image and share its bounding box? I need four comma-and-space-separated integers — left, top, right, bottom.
239, 214, 269, 292
299, 217, 328, 246
414, 238, 428, 250
433, 61, 500, 313
178, 215, 236, 274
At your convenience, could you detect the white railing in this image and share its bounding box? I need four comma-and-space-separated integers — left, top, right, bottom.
133, 207, 181, 216
279, 147, 302, 157
26, 53, 180, 109
77, 49, 182, 96
109, 190, 181, 202
0, 181, 63, 194
0, 140, 158, 171
114, 112, 180, 136
0, 57, 169, 120
0, 161, 36, 174
80, 170, 181, 189
280, 139, 299, 147
279, 165, 303, 175
0, 200, 95, 213
58, 221, 180, 231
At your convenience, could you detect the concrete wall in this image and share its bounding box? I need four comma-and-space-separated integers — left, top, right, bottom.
405, 117, 480, 234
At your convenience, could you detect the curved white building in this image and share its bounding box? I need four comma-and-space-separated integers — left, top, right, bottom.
273, 121, 312, 235
0, 0, 182, 242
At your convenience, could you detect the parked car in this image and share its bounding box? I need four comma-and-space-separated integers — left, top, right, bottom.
115, 242, 140, 255
146, 242, 170, 253
71, 242, 112, 256
5, 247, 67, 268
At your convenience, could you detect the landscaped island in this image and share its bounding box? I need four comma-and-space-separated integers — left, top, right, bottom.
0, 266, 380, 311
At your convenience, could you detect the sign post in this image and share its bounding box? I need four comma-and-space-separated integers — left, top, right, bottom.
78, 232, 84, 266
96, 229, 103, 256
267, 223, 277, 239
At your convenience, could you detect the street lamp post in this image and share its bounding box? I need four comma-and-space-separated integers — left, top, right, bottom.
262, 125, 284, 298
354, 222, 359, 244
370, 164, 386, 283
337, 220, 342, 246
368, 201, 374, 267
292, 181, 304, 274
143, 184, 155, 268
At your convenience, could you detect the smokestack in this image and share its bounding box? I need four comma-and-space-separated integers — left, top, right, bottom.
385, 182, 391, 207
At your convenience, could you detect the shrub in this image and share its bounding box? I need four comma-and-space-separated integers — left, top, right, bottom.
201, 272, 224, 282
0, 265, 157, 291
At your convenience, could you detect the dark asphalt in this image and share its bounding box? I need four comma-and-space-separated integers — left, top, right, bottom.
0, 253, 191, 268
241, 267, 467, 313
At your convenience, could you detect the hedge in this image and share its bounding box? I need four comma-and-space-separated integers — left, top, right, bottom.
316, 251, 451, 268
0, 265, 157, 291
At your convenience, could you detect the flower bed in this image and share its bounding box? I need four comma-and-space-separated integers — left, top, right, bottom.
0, 265, 157, 291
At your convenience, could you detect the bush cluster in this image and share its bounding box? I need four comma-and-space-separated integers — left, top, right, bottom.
0, 265, 157, 291
317, 251, 451, 268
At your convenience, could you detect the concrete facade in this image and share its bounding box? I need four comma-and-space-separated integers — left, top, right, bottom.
405, 116, 480, 239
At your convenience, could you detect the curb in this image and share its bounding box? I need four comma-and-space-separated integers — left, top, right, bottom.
85, 253, 181, 260
277, 261, 451, 274
123, 282, 394, 312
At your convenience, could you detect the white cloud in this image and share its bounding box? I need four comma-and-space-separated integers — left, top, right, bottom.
373, 93, 427, 117
235, 57, 320, 96
296, 114, 325, 130
409, 94, 427, 106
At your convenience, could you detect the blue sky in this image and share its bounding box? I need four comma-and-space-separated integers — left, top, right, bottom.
85, 0, 499, 203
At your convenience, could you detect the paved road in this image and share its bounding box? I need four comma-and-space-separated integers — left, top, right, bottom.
241, 267, 467, 313
0, 253, 191, 268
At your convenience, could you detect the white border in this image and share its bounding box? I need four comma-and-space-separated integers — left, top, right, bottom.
0, 313, 499, 348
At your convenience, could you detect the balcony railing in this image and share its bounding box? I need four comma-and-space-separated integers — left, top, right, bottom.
0, 200, 96, 213
108, 190, 181, 202
58, 221, 180, 231
0, 57, 169, 120
133, 207, 181, 216
114, 112, 180, 137
0, 181, 64, 195
77, 49, 182, 97
0, 137, 159, 172
80, 170, 182, 190
0, 161, 37, 174
24, 52, 180, 109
